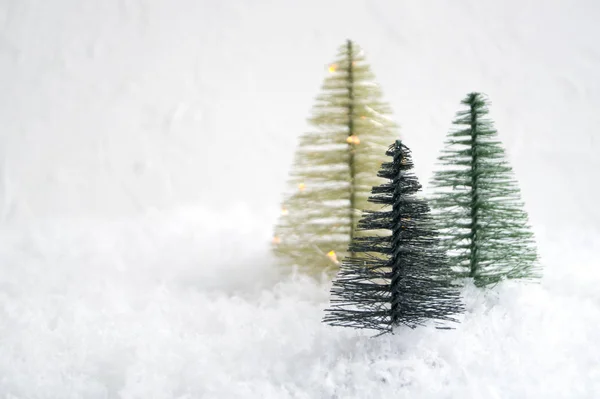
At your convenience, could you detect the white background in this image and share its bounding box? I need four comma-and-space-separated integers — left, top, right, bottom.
1, 0, 599, 397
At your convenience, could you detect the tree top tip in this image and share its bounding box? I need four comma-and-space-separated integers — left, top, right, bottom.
461, 92, 492, 108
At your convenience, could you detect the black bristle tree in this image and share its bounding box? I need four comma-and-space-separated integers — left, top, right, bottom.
323, 140, 463, 335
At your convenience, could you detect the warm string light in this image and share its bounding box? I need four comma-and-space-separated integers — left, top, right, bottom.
328, 61, 358, 72
272, 236, 281, 245
326, 250, 340, 264
281, 207, 289, 216
346, 135, 360, 145
298, 182, 306, 191
401, 216, 411, 230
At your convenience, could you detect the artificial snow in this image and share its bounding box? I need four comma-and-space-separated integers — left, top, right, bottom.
0, 207, 598, 398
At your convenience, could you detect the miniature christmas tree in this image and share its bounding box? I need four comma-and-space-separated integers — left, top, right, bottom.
429, 92, 540, 287
272, 39, 400, 275
323, 140, 463, 335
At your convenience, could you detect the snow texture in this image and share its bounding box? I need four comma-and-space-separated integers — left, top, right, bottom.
1, 0, 600, 397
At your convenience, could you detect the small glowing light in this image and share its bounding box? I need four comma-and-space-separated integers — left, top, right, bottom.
281, 208, 289, 216
401, 217, 411, 230
327, 250, 339, 264
346, 135, 360, 145
298, 183, 306, 191
272, 236, 281, 244
360, 116, 366, 120
328, 63, 338, 73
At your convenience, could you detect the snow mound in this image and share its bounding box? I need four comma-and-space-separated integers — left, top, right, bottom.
1, 207, 598, 398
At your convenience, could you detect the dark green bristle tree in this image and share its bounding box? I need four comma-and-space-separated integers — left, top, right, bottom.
272, 39, 399, 274
323, 140, 463, 335
429, 92, 540, 287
